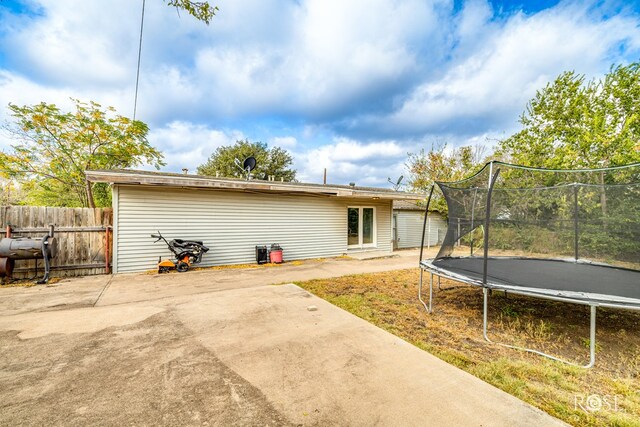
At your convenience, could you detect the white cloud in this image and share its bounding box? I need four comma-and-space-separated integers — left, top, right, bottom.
296, 137, 408, 186
0, 71, 73, 114
1, 0, 639, 187
147, 121, 243, 172
2, 0, 139, 87
386, 2, 640, 134
270, 136, 297, 148
177, 0, 446, 120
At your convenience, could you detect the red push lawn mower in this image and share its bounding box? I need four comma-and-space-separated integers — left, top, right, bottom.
150, 231, 209, 273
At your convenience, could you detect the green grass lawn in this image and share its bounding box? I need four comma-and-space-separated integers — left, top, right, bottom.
296, 269, 640, 427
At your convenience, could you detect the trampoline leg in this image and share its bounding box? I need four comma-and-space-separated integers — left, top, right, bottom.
436, 274, 457, 291
418, 269, 431, 313
429, 273, 433, 313
482, 288, 597, 369
418, 268, 429, 312
483, 288, 489, 341
587, 305, 596, 369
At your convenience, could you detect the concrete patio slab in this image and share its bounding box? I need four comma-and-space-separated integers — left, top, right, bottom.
95, 251, 427, 307
0, 251, 429, 316
176, 284, 566, 427
0, 274, 111, 316
346, 250, 396, 260
0, 266, 565, 426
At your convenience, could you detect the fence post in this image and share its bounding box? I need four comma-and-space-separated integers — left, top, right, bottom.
105, 226, 111, 274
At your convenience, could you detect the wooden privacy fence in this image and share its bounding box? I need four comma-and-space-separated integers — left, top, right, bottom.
0, 206, 112, 279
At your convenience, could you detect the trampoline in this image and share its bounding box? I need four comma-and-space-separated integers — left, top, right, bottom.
418, 161, 640, 368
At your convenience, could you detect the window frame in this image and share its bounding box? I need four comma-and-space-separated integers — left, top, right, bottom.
347, 206, 377, 249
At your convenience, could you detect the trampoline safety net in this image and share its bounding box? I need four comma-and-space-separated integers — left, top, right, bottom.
418, 161, 640, 367
422, 162, 640, 293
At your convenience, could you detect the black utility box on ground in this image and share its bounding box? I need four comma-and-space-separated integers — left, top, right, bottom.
255, 245, 268, 264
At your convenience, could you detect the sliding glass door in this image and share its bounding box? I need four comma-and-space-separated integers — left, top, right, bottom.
347, 207, 376, 248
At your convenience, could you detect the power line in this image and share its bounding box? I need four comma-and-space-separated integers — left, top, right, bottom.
133, 0, 146, 121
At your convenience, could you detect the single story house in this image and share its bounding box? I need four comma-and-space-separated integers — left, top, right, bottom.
86, 170, 423, 273
392, 200, 446, 250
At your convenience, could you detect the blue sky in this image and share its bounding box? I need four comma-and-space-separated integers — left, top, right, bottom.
1, 0, 639, 187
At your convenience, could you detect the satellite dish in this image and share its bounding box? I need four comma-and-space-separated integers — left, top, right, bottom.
233, 156, 258, 180
243, 156, 257, 172
388, 175, 404, 191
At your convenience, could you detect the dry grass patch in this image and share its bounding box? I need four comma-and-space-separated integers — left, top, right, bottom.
143, 259, 309, 275
0, 277, 62, 287
296, 269, 640, 427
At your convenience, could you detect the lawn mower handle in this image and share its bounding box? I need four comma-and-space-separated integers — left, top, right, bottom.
150, 232, 166, 244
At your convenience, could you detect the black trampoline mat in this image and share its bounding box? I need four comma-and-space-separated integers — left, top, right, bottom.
431, 257, 640, 302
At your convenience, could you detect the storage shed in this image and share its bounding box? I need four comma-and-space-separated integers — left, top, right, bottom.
86, 170, 422, 273
393, 200, 446, 249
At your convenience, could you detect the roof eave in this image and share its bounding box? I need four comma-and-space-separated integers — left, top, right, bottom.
85, 171, 424, 200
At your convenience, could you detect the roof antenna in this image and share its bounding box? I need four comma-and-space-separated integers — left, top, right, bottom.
234, 156, 257, 180
388, 175, 404, 191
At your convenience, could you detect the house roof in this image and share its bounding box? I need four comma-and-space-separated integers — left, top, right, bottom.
392, 200, 424, 210
392, 200, 445, 214
85, 169, 424, 200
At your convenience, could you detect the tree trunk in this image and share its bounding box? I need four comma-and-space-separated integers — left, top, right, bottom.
599, 171, 607, 214
85, 179, 96, 208
599, 171, 607, 231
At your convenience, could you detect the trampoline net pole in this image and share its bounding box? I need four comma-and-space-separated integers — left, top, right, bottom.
574, 184, 579, 261
418, 185, 435, 265
470, 188, 478, 256
482, 168, 501, 285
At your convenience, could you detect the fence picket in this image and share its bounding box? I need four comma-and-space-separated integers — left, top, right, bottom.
0, 206, 113, 279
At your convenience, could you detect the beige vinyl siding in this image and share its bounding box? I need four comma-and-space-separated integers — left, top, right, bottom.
113, 185, 392, 273
395, 210, 446, 249
376, 202, 392, 253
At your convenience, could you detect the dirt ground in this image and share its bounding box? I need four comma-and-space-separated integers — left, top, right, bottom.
297, 269, 640, 426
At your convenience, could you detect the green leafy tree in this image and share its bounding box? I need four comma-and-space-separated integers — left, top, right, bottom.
498, 63, 640, 169
1, 99, 165, 208
407, 143, 489, 213
495, 64, 640, 262
167, 0, 219, 24
197, 139, 297, 181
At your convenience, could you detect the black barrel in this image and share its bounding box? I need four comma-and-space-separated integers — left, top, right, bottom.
0, 237, 58, 260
